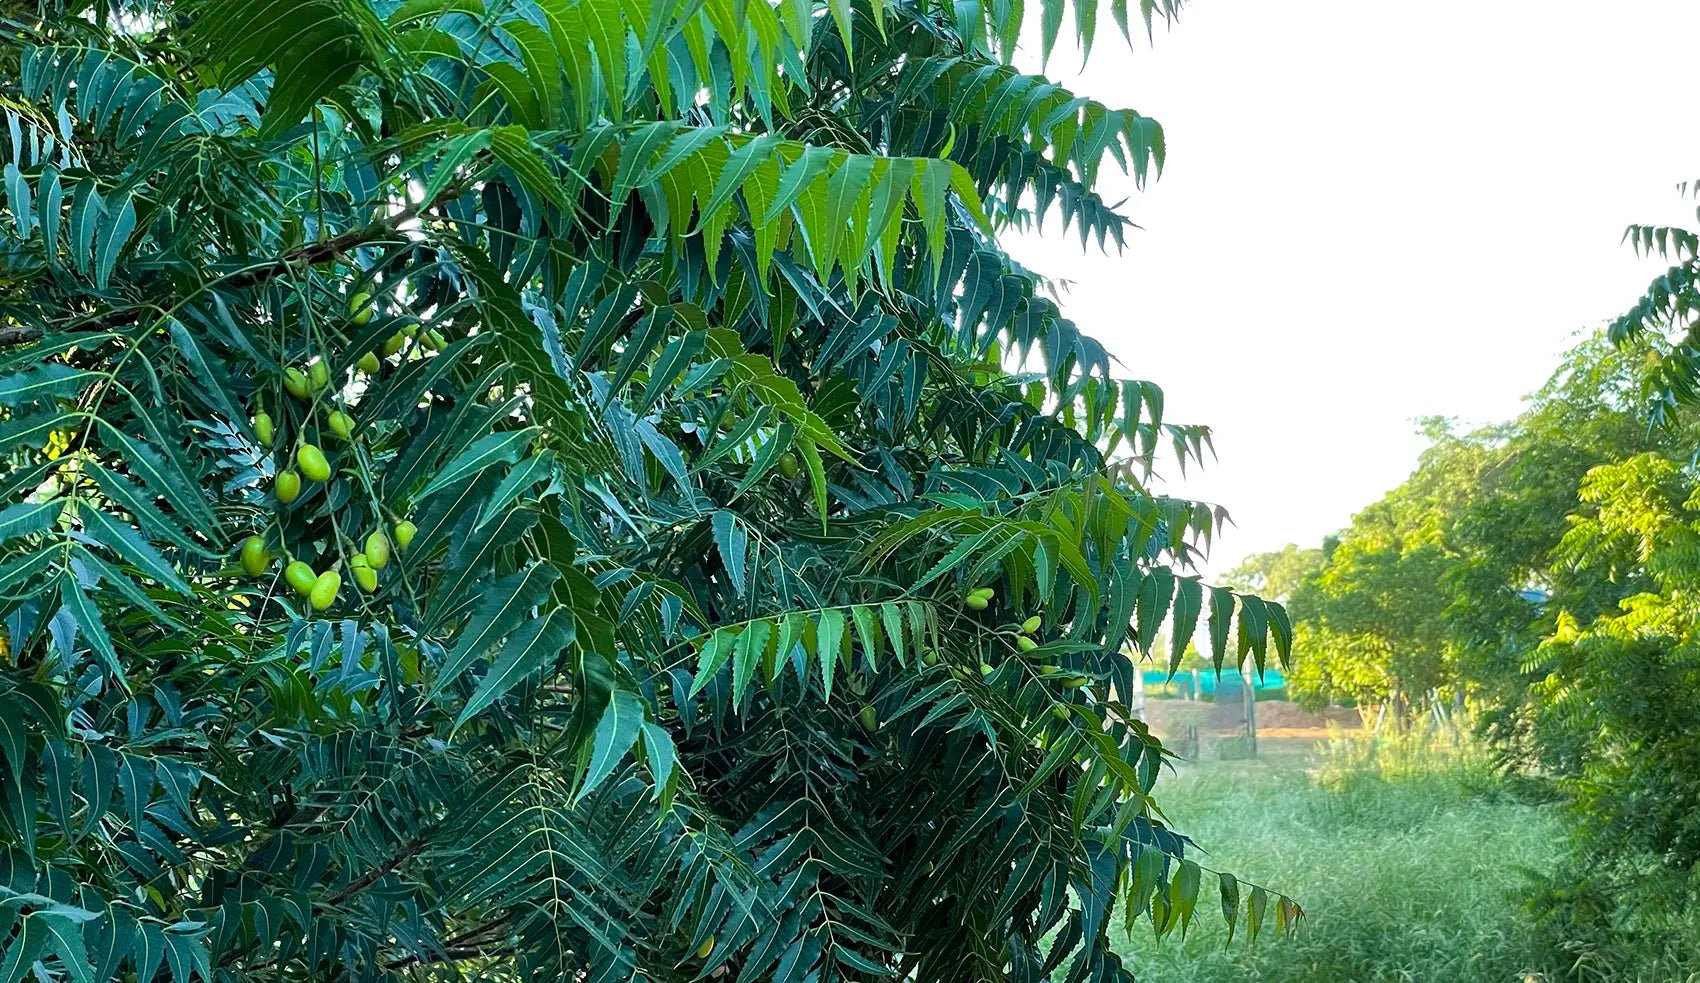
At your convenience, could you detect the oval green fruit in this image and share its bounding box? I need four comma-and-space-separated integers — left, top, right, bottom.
1020, 615, 1041, 634
326, 410, 354, 440
969, 587, 995, 601
1016, 635, 1039, 653
275, 470, 302, 504
778, 452, 799, 479
424, 329, 447, 351
254, 412, 274, 447
307, 360, 330, 392
1051, 705, 1070, 721
239, 535, 270, 576
964, 595, 989, 611
364, 531, 391, 569
695, 937, 715, 960
979, 663, 995, 676
356, 352, 381, 374
351, 555, 378, 592
381, 331, 406, 357
393, 520, 417, 550
283, 367, 310, 399
308, 570, 341, 610
858, 705, 879, 734
297, 443, 332, 482
350, 291, 373, 325
284, 560, 317, 595
1061, 674, 1090, 689
921, 649, 939, 666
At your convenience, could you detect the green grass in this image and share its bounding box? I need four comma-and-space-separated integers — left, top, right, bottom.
1116, 728, 1568, 982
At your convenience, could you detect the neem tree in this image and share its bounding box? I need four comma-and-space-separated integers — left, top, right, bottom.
0, 0, 1296, 978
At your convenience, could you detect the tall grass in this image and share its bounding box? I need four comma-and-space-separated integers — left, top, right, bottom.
1116, 723, 1568, 982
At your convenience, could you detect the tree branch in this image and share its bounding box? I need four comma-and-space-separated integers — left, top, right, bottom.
1, 220, 400, 348
324, 836, 426, 906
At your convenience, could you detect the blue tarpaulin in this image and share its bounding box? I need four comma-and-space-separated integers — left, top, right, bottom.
1142, 668, 1286, 697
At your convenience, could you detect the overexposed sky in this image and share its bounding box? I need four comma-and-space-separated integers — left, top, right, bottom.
1006, 1, 1700, 578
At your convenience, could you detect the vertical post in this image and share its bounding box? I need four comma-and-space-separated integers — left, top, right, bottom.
1243, 658, 1258, 756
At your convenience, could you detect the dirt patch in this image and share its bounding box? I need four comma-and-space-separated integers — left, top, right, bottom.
1141, 699, 1360, 757
1253, 701, 1359, 730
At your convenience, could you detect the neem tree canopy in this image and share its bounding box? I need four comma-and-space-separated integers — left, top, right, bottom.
0, 0, 1297, 979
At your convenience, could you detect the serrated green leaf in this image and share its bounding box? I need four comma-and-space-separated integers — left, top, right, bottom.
79, 507, 191, 595
415, 428, 538, 501
59, 575, 128, 690
0, 499, 64, 542
456, 605, 575, 725
0, 364, 100, 406
1207, 585, 1234, 670
1169, 576, 1201, 675
92, 190, 135, 289
579, 687, 643, 801
430, 562, 559, 699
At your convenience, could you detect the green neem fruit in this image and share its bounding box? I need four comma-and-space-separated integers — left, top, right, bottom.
964, 594, 989, 611
364, 531, 391, 569
254, 412, 274, 447
1016, 635, 1039, 653
1061, 674, 1090, 688
275, 470, 302, 504
424, 329, 447, 351
402, 324, 418, 339
393, 520, 417, 550
283, 367, 310, 399
921, 649, 939, 666
969, 587, 996, 601
858, 705, 879, 734
350, 554, 378, 592
308, 570, 341, 610
350, 291, 373, 324
1021, 615, 1041, 634
380, 332, 405, 357
778, 452, 800, 479
979, 663, 994, 676
326, 410, 354, 440
695, 937, 715, 960
1051, 705, 1070, 721
297, 444, 332, 482
239, 535, 271, 576
307, 360, 330, 392
284, 560, 317, 595
357, 352, 381, 374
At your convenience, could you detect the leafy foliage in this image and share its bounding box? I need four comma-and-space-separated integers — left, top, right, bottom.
1261, 327, 1700, 953
1280, 422, 1487, 711
0, 0, 1297, 979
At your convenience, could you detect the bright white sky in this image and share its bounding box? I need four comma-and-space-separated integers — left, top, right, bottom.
1005, 0, 1700, 578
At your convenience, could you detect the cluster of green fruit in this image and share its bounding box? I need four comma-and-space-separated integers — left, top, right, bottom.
233, 290, 433, 612
958, 587, 1092, 691
237, 524, 415, 610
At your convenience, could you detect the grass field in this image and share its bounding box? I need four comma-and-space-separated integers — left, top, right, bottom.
1114, 727, 1571, 982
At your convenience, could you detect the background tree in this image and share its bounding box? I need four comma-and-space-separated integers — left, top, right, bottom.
0, 0, 1296, 979
1221, 543, 1325, 603
1281, 423, 1487, 711
1250, 312, 1700, 966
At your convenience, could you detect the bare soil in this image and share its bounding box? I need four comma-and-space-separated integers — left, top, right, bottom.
1142, 698, 1360, 758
